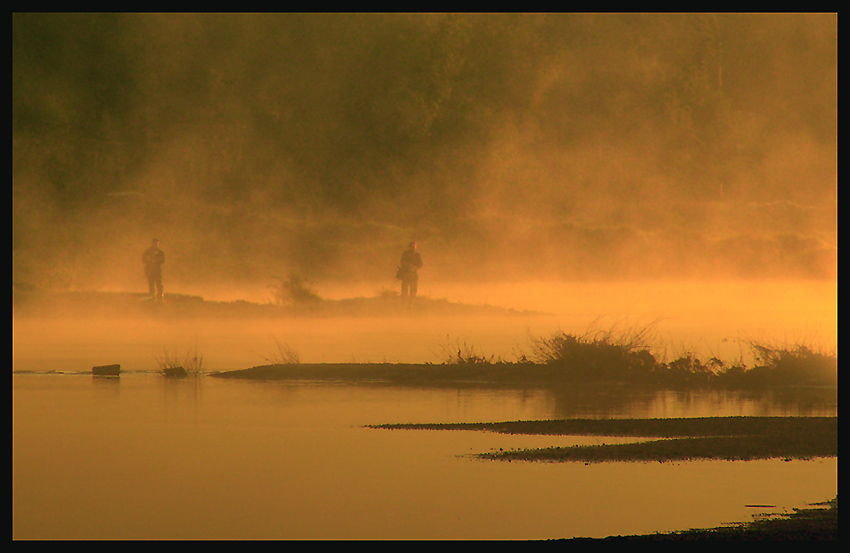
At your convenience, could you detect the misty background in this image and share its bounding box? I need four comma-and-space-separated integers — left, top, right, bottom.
12, 13, 836, 300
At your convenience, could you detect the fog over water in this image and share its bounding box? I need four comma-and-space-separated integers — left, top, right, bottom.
13, 13, 836, 300
11, 16, 838, 540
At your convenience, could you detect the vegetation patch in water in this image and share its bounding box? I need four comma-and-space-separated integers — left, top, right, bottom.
370, 416, 837, 463
214, 322, 836, 390
524, 322, 836, 388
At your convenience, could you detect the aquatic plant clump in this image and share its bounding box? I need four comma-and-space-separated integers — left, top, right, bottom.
155, 346, 204, 377
744, 342, 838, 386
529, 331, 656, 381
436, 335, 500, 365
210, 317, 836, 391
523, 322, 836, 388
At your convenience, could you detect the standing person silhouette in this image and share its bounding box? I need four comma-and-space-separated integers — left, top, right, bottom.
142, 238, 165, 302
397, 241, 423, 303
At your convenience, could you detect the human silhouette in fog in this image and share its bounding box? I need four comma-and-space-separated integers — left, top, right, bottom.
142, 238, 165, 302
397, 241, 423, 302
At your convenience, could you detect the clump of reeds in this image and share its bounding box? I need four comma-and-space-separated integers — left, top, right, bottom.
658, 352, 731, 386
436, 319, 836, 389
436, 335, 499, 365
261, 339, 301, 365
739, 340, 837, 386
527, 318, 661, 381
155, 345, 204, 378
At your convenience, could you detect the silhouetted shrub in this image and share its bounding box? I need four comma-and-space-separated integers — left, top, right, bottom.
270, 273, 322, 306
523, 325, 836, 388
740, 342, 837, 386
528, 320, 660, 381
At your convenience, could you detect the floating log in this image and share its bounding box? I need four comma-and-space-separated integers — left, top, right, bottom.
92, 364, 121, 376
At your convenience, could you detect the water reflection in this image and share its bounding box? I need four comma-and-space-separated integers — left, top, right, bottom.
546, 385, 837, 419
13, 373, 836, 539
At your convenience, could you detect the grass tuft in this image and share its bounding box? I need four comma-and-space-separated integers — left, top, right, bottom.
261, 339, 301, 365
155, 345, 204, 377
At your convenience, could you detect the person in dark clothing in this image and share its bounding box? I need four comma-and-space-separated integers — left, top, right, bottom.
142, 238, 165, 302
397, 241, 423, 301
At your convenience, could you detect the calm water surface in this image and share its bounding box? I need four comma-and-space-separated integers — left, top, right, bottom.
13, 372, 836, 540
13, 280, 837, 539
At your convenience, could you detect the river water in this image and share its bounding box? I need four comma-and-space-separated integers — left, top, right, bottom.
12, 280, 837, 539
12, 372, 837, 540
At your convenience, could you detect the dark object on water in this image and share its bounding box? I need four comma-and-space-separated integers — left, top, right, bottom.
92, 364, 121, 376
163, 366, 188, 378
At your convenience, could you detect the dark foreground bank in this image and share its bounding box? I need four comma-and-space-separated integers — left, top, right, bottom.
575, 496, 837, 541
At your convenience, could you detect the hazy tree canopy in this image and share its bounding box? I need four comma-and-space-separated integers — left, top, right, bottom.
13, 13, 836, 290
